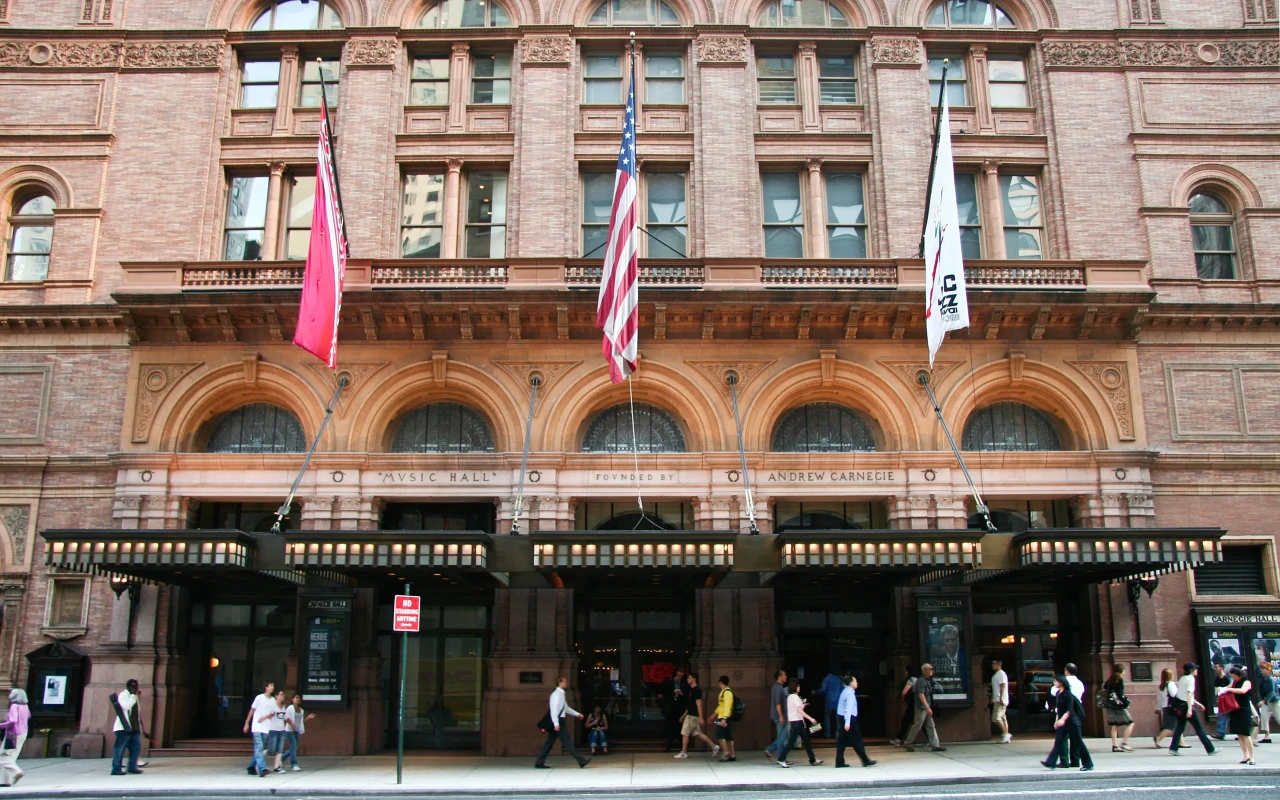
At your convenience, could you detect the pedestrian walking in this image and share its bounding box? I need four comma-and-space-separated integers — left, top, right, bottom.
281, 693, 315, 771
711, 675, 737, 762
586, 706, 609, 755
534, 676, 590, 769
244, 680, 276, 777
1040, 675, 1094, 772
0, 689, 30, 786
990, 659, 1011, 743
764, 669, 789, 761
1102, 663, 1134, 752
1154, 668, 1177, 748
903, 664, 945, 752
834, 675, 875, 768
776, 679, 822, 767
1222, 666, 1256, 764
818, 670, 843, 737
889, 666, 917, 747
662, 669, 686, 751
1256, 662, 1279, 744
109, 679, 146, 776
674, 673, 719, 758
1168, 663, 1217, 756
1050, 663, 1085, 767
268, 689, 291, 773
1212, 663, 1231, 739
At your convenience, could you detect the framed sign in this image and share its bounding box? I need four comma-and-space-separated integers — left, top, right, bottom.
1130, 662, 1153, 682
301, 593, 353, 706
918, 595, 972, 706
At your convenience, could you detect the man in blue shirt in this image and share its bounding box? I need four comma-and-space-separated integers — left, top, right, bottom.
835, 675, 875, 768
818, 671, 844, 737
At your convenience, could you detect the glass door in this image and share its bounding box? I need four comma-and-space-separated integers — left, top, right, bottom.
192, 600, 296, 738
975, 598, 1060, 734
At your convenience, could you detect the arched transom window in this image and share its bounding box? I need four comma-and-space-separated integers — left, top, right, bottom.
926, 0, 1016, 27
1189, 191, 1237, 280
582, 403, 686, 453
772, 403, 876, 452
419, 0, 511, 27
390, 402, 496, 453
206, 404, 306, 453
588, 0, 680, 25
962, 401, 1063, 451
5, 191, 55, 282
755, 0, 850, 26
249, 0, 343, 29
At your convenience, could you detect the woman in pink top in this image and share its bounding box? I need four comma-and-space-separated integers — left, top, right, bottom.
0, 688, 31, 786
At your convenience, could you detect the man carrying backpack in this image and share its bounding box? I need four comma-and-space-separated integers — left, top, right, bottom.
712, 675, 739, 762
109, 679, 145, 776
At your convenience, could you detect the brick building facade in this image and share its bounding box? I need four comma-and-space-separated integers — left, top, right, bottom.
0, 0, 1276, 760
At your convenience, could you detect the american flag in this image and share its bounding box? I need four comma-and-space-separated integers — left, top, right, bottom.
595, 51, 639, 384
293, 97, 348, 369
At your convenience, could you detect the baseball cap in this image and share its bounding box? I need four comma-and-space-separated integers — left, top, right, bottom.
1183, 662, 1199, 672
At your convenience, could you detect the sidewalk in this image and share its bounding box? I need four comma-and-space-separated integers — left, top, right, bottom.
2, 737, 1277, 797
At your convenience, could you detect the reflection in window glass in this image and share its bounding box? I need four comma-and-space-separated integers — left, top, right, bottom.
755, 0, 851, 26
925, 0, 1016, 27
646, 173, 687, 257
825, 173, 867, 258
587, 0, 680, 24
585, 54, 623, 104
224, 175, 269, 260
1000, 174, 1043, 259
818, 54, 857, 104
1189, 192, 1237, 280
762, 173, 803, 257
757, 56, 797, 103
954, 173, 982, 259
419, 0, 512, 27
400, 174, 444, 258
249, 0, 343, 30
6, 192, 55, 282
988, 59, 1028, 107
582, 172, 614, 257
465, 172, 507, 258
929, 56, 966, 106
285, 175, 315, 260
645, 54, 684, 103
240, 61, 281, 109
410, 57, 450, 106
298, 59, 339, 107
471, 54, 511, 104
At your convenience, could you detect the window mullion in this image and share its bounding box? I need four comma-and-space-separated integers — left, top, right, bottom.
275, 46, 300, 134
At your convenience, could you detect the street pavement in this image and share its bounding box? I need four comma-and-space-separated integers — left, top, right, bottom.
1, 737, 1277, 797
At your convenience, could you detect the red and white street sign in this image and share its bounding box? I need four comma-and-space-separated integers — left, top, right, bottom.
393, 595, 421, 632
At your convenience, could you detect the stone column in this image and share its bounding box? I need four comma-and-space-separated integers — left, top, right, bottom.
274, 46, 299, 134
805, 158, 827, 258
688, 588, 779, 751
300, 496, 336, 530
442, 158, 464, 258
448, 43, 470, 132
263, 162, 286, 260
798, 42, 821, 131
980, 160, 1005, 259
0, 583, 25, 693
969, 45, 994, 133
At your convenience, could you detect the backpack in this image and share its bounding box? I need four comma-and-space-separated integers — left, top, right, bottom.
729, 693, 746, 722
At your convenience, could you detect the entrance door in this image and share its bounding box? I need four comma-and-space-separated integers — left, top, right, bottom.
975, 599, 1061, 734
583, 635, 685, 739
191, 601, 294, 738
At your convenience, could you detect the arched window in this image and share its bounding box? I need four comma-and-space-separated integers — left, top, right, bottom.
1189, 191, 1237, 280
961, 401, 1063, 451
582, 403, 686, 453
755, 0, 849, 26
588, 0, 680, 25
249, 0, 343, 29
390, 402, 496, 453
925, 0, 1016, 27
206, 404, 306, 453
771, 403, 876, 452
419, 0, 511, 27
5, 191, 54, 282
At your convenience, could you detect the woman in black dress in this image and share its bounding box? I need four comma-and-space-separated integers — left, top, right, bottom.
1103, 663, 1134, 751
1224, 666, 1255, 765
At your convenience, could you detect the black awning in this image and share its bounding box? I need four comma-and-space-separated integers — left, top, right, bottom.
283, 530, 504, 586
776, 530, 984, 570
530, 531, 736, 570
41, 529, 303, 586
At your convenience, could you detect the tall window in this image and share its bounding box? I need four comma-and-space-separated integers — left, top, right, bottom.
206, 404, 306, 453
969, 499, 1071, 532
582, 403, 686, 452
298, 58, 339, 107
5, 192, 54, 282
925, 0, 1016, 27
988, 59, 1028, 107
646, 172, 687, 257
645, 53, 684, 104
410, 57, 450, 105
587, 0, 680, 25
284, 175, 316, 260
582, 172, 613, 257
471, 54, 511, 104
223, 176, 269, 261
955, 173, 982, 258
1000, 174, 1043, 259
818, 54, 857, 104
775, 501, 887, 531
826, 173, 866, 258
584, 54, 623, 104
772, 403, 876, 452
1189, 192, 1237, 280
962, 402, 1063, 451
465, 172, 506, 258
401, 173, 445, 258
762, 173, 803, 257
390, 403, 495, 453
755, 0, 850, 26
249, 0, 343, 29
757, 56, 797, 103
929, 55, 966, 106
420, 0, 512, 26
240, 60, 281, 109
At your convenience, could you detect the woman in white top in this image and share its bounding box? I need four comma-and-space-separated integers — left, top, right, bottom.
776, 680, 823, 767
1154, 668, 1176, 748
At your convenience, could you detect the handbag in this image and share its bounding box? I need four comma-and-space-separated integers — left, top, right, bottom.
1218, 691, 1240, 715
2, 734, 14, 751
536, 711, 554, 733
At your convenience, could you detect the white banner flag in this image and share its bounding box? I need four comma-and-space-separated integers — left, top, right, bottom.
924, 89, 970, 368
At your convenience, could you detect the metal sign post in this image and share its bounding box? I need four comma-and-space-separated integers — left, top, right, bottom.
394, 586, 420, 784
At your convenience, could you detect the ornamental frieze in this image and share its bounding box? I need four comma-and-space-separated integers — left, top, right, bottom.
122, 42, 222, 69
344, 38, 398, 67
0, 40, 223, 69
520, 36, 573, 64
869, 37, 922, 66
1043, 39, 1278, 67
695, 36, 748, 64
1068, 360, 1136, 441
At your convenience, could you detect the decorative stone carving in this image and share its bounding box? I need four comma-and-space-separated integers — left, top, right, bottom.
304, 361, 388, 418
695, 36, 748, 64
132, 363, 202, 443
686, 360, 774, 399
1068, 361, 1136, 440
0, 41, 121, 67
869, 37, 922, 66
492, 360, 581, 412
1043, 39, 1277, 68
345, 38, 398, 67
521, 36, 572, 64
0, 506, 28, 565
121, 42, 222, 69
1041, 41, 1123, 67
1217, 40, 1279, 65
879, 360, 963, 410
1123, 41, 1196, 65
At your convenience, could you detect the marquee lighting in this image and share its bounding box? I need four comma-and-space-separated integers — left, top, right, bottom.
285, 537, 488, 569
533, 540, 733, 569
1016, 534, 1220, 571
46, 531, 252, 570
781, 538, 981, 568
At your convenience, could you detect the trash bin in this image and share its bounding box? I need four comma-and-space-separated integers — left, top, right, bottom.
37, 729, 51, 759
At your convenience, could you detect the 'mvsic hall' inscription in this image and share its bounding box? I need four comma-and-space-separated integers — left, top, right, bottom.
377, 472, 499, 483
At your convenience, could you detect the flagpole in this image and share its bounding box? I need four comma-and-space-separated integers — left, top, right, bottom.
509, 375, 541, 535
918, 373, 995, 533
726, 373, 760, 535
917, 60, 949, 259
270, 374, 349, 534
314, 59, 349, 244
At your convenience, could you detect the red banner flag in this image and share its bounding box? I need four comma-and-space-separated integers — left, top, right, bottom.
293, 100, 347, 369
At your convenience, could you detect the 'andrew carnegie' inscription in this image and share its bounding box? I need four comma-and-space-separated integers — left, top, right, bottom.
765, 470, 896, 483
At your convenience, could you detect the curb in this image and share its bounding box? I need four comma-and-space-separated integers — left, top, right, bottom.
5, 767, 1280, 798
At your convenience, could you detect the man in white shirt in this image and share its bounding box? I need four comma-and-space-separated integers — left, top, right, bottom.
244, 680, 276, 777
534, 676, 591, 769
1169, 662, 1217, 755
990, 660, 1011, 743
109, 680, 144, 776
